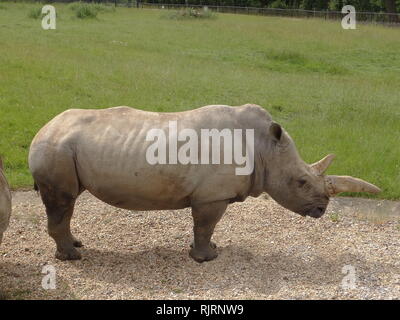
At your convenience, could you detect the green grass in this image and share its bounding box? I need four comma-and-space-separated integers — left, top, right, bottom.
0, 3, 399, 199
329, 212, 340, 223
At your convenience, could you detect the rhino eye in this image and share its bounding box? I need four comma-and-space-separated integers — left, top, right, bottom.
298, 179, 307, 187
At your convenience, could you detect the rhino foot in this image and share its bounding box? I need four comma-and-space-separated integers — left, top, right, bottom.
190, 241, 217, 249
189, 246, 218, 263
72, 238, 83, 248
55, 248, 82, 261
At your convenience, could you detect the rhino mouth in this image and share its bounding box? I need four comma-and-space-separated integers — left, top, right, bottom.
305, 206, 327, 218
296, 203, 328, 218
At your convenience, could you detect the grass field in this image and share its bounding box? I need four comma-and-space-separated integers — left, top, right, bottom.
0, 2, 399, 199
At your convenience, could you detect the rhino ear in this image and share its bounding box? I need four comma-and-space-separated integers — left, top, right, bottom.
270, 122, 282, 142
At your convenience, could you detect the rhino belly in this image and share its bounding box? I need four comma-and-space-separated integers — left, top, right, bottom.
75, 154, 195, 211
88, 186, 191, 211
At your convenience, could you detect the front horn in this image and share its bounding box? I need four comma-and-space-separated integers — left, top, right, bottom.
325, 175, 381, 196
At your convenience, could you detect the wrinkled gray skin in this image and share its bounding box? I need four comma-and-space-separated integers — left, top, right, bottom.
28, 104, 342, 262
0, 158, 12, 245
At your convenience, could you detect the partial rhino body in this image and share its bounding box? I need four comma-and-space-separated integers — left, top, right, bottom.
29, 104, 380, 262
0, 158, 11, 245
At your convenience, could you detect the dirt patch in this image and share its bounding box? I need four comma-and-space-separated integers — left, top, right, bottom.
0, 191, 399, 299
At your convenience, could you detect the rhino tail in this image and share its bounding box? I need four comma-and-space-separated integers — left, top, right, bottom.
33, 182, 39, 194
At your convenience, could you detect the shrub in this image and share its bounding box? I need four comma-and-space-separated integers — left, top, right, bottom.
269, 0, 288, 9
68, 2, 81, 12
92, 4, 116, 13
27, 7, 44, 19
164, 7, 217, 20
328, 0, 340, 11
74, 4, 98, 19
69, 2, 115, 19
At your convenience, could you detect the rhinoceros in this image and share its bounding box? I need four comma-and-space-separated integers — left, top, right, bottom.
0, 158, 11, 245
28, 104, 381, 262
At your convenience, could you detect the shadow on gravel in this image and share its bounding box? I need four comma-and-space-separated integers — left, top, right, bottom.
0, 261, 75, 300
73, 244, 396, 297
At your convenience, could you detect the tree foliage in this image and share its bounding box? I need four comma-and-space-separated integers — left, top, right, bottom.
140, 0, 399, 13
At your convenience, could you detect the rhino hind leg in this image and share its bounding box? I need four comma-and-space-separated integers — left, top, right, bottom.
31, 148, 85, 260
37, 183, 83, 261
189, 200, 228, 263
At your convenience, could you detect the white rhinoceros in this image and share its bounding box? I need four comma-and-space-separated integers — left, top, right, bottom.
28, 104, 380, 262
0, 158, 11, 245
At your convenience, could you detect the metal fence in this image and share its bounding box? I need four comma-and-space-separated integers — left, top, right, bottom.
138, 3, 400, 25
12, 0, 400, 25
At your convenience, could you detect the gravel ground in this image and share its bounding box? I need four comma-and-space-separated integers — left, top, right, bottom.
0, 191, 399, 300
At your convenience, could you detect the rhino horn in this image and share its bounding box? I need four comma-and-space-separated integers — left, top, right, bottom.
325, 175, 381, 196
311, 154, 336, 175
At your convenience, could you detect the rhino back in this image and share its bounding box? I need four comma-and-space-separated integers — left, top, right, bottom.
29, 105, 272, 209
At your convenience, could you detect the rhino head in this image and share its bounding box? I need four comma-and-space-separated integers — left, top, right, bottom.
263, 123, 381, 218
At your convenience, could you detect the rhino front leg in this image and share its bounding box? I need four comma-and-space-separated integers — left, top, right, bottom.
189, 200, 228, 263
190, 241, 217, 249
